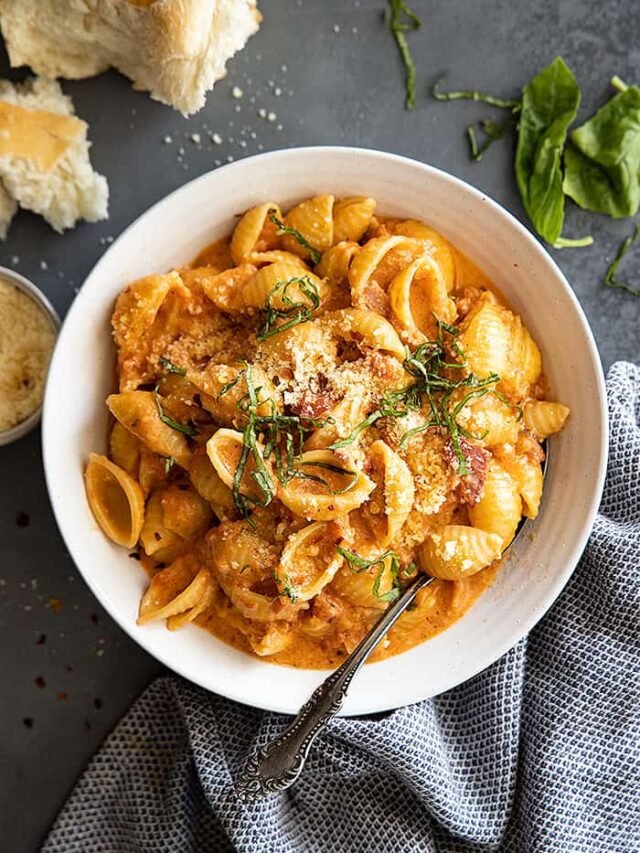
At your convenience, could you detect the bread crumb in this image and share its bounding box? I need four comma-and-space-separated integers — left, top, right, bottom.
190, 133, 201, 144
212, 133, 223, 144
232, 86, 243, 98
267, 112, 277, 122
163, 135, 173, 144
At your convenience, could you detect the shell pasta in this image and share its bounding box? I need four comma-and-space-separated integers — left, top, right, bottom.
84, 194, 570, 668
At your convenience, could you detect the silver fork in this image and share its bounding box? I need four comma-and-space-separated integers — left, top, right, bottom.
236, 447, 545, 801
236, 572, 435, 801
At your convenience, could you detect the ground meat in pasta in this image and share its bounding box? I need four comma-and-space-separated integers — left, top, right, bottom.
444, 438, 490, 506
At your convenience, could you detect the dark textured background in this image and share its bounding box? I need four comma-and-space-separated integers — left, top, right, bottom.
0, 1, 638, 849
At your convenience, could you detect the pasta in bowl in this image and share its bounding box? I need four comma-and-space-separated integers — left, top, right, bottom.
84, 193, 570, 668
43, 148, 606, 714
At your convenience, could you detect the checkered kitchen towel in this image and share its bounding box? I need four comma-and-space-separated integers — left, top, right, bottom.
43, 363, 640, 853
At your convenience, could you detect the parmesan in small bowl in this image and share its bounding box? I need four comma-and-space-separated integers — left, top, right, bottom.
0, 267, 59, 445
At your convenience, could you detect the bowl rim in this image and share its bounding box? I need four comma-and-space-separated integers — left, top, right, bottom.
0, 266, 60, 446
42, 146, 608, 715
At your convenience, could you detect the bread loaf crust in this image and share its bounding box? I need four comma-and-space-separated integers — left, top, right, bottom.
0, 0, 261, 115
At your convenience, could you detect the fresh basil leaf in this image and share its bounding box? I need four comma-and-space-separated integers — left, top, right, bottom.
563, 84, 640, 219
515, 57, 592, 248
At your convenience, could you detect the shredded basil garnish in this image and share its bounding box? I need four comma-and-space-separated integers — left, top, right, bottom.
337, 546, 404, 603
467, 117, 515, 162
268, 211, 321, 264
329, 318, 505, 474
273, 569, 299, 602
164, 456, 176, 474
159, 356, 187, 376
228, 365, 335, 519
154, 387, 198, 437
605, 224, 640, 296
431, 77, 522, 111
217, 373, 243, 399
256, 275, 321, 341
387, 0, 422, 110
295, 460, 358, 495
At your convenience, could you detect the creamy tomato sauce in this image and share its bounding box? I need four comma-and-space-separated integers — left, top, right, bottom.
89, 198, 566, 671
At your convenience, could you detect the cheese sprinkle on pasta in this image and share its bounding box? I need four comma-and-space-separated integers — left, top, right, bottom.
83, 194, 571, 669
0, 278, 55, 431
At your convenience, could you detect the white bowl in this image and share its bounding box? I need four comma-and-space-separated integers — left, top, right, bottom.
42, 147, 607, 715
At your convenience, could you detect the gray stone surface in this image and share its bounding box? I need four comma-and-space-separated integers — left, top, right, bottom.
0, 0, 638, 849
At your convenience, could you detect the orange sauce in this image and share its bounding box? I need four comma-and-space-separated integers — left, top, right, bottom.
119, 209, 555, 671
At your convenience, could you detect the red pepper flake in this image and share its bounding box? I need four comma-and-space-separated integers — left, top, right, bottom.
15, 511, 30, 528
57, 691, 68, 701
90, 613, 99, 625
36, 633, 47, 645
35, 676, 46, 689
47, 596, 63, 613
23, 717, 34, 728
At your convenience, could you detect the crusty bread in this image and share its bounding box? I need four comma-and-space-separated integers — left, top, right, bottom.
0, 183, 17, 240
0, 76, 108, 236
0, 0, 261, 116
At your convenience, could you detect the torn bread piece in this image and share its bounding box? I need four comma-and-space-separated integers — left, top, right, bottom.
0, 183, 17, 240
0, 76, 108, 237
0, 0, 261, 116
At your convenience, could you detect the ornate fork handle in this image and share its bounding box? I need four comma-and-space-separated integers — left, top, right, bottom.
236, 573, 434, 801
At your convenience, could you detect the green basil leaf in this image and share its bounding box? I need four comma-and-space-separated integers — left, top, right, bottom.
159, 356, 186, 376
515, 57, 591, 247
563, 84, 640, 219
154, 388, 198, 437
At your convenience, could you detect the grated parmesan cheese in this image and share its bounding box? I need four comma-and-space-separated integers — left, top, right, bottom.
0, 279, 56, 431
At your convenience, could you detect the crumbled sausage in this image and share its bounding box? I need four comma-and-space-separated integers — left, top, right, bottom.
289, 388, 335, 419
444, 437, 489, 505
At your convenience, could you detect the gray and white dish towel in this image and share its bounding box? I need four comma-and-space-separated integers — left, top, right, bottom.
43, 362, 640, 853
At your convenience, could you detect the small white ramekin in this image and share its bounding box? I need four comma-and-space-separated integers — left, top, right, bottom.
0, 266, 60, 446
